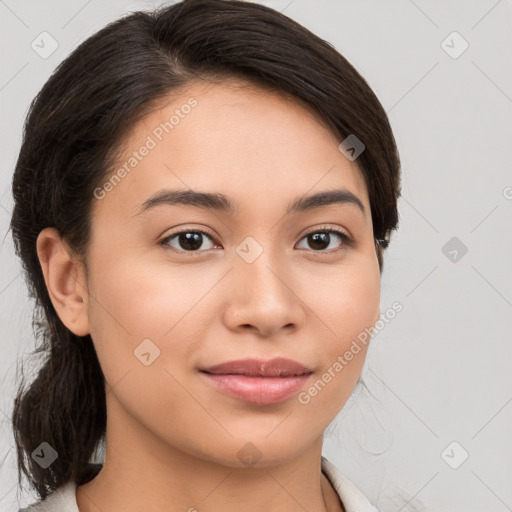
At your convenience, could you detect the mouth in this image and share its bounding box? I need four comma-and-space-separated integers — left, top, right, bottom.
200, 357, 313, 377
199, 358, 314, 405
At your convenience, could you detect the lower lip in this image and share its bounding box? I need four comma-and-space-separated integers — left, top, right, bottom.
200, 372, 312, 405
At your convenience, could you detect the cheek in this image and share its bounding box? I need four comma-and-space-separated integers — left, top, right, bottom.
84, 250, 218, 389
84, 253, 169, 369
300, 259, 380, 405
87, 250, 198, 336
83, 255, 203, 425
306, 256, 380, 346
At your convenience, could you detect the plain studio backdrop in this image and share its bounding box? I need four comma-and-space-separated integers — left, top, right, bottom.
1, 1, 511, 511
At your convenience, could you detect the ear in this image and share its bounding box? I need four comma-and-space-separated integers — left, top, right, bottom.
36, 227, 90, 336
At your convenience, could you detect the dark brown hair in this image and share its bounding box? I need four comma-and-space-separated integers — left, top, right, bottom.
10, 0, 401, 499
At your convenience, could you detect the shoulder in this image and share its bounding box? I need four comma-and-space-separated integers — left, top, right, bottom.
321, 456, 381, 512
18, 480, 79, 512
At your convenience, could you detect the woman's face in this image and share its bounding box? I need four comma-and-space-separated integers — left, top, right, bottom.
79, 80, 381, 467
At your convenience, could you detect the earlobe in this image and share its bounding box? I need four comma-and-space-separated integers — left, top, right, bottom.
36, 227, 90, 336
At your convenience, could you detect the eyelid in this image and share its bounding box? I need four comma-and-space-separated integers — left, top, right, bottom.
299, 224, 352, 241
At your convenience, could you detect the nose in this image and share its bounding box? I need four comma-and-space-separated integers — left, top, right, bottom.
222, 248, 305, 338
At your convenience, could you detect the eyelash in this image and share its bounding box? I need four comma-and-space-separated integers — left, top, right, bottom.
159, 225, 354, 256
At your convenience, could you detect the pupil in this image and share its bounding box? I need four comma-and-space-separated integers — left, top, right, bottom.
180, 232, 202, 251
309, 232, 329, 250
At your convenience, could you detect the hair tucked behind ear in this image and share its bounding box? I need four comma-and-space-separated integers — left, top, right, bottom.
10, 0, 400, 499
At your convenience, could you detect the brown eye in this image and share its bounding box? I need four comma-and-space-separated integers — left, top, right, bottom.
296, 229, 351, 252
161, 230, 217, 253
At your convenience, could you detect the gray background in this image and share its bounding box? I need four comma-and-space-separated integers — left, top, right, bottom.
1, 0, 511, 510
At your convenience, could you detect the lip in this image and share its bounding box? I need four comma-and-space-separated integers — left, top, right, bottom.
201, 358, 312, 377
199, 358, 313, 405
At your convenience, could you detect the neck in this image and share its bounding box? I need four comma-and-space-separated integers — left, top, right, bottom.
76, 393, 343, 512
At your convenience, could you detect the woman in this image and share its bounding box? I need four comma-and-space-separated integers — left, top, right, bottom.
11, 0, 401, 510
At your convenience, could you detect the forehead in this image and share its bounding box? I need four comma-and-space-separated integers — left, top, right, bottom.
92, 79, 370, 221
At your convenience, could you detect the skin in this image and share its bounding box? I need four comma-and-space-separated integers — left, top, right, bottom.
37, 79, 381, 512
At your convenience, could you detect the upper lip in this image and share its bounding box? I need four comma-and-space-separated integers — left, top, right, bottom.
200, 358, 313, 377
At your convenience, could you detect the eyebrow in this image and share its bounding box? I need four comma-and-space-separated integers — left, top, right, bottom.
137, 188, 366, 218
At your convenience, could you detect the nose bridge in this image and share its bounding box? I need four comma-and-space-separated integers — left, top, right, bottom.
225, 233, 303, 334
235, 233, 290, 302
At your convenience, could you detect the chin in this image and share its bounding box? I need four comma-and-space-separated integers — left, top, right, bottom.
200, 431, 316, 470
